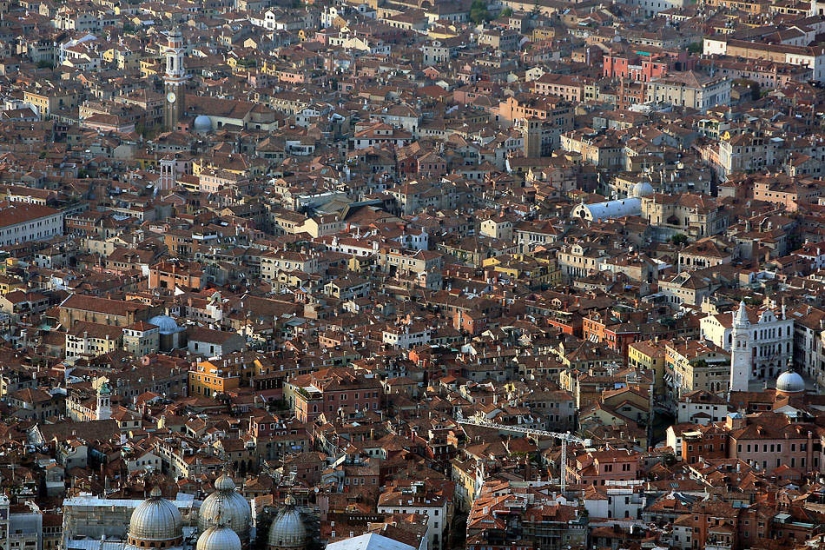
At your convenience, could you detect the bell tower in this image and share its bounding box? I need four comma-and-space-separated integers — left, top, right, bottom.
522, 117, 542, 159
158, 155, 176, 191
729, 300, 751, 393
163, 26, 187, 132
95, 377, 112, 421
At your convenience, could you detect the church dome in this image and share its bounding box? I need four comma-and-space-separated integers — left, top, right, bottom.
776, 370, 805, 393
128, 487, 184, 546
197, 526, 242, 550
630, 180, 654, 198
198, 475, 251, 540
214, 474, 236, 492
193, 115, 212, 133
149, 315, 182, 335
267, 496, 306, 550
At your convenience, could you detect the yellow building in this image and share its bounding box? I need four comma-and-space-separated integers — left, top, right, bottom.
260, 60, 279, 77
193, 157, 251, 177
532, 27, 556, 41
450, 457, 479, 513
665, 340, 731, 398
189, 360, 242, 397
23, 88, 80, 118
702, 0, 764, 14
102, 47, 140, 71
482, 253, 559, 287
66, 322, 123, 360
0, 274, 24, 295
628, 339, 668, 393
428, 25, 458, 40
139, 57, 161, 79
347, 256, 372, 273
188, 352, 268, 397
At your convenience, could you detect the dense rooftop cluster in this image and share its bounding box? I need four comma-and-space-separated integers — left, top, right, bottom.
8, 0, 825, 549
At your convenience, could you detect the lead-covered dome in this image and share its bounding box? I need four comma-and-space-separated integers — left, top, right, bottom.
267, 496, 306, 550
199, 475, 251, 541
128, 487, 184, 547
630, 180, 654, 198
193, 115, 212, 133
777, 370, 805, 394
148, 315, 183, 335
197, 526, 242, 550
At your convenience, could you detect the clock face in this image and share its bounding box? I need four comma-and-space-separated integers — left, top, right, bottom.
167, 91, 176, 104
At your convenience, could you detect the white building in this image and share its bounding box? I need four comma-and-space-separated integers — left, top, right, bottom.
3, 498, 42, 550
582, 484, 645, 521
571, 197, 642, 222
382, 324, 431, 350
320, 6, 346, 28
65, 322, 122, 361
377, 482, 450, 550
645, 73, 731, 113
793, 240, 825, 271
676, 390, 729, 425
0, 203, 63, 247
704, 38, 825, 83
327, 534, 419, 550
0, 497, 13, 550
126, 449, 163, 474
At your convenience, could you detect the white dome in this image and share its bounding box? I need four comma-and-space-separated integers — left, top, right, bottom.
198, 475, 251, 540
267, 497, 306, 550
149, 315, 182, 335
777, 370, 805, 393
129, 487, 184, 544
197, 526, 242, 550
194, 115, 212, 132
630, 181, 654, 198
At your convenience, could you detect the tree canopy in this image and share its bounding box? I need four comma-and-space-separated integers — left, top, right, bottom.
469, 0, 492, 23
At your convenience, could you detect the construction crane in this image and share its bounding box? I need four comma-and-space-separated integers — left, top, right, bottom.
455, 410, 591, 494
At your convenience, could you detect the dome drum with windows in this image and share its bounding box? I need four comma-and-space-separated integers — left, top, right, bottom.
127, 487, 184, 549
197, 525, 242, 550
267, 495, 307, 550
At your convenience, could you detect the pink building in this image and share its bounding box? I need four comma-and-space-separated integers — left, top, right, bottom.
568, 449, 640, 486
286, 367, 384, 423
727, 412, 820, 473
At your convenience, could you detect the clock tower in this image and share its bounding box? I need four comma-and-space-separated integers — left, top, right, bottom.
163, 26, 187, 132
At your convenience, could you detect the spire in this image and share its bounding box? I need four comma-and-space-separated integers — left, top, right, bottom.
734, 300, 749, 328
